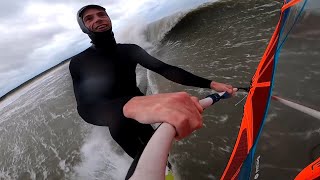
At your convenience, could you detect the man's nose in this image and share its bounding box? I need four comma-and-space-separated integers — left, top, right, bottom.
94, 16, 103, 24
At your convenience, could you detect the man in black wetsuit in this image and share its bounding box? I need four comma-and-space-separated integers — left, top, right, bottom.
69, 4, 234, 179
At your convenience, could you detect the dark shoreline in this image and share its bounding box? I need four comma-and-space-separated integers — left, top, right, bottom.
0, 58, 71, 103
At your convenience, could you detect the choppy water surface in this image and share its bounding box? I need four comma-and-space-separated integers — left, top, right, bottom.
1, 0, 319, 179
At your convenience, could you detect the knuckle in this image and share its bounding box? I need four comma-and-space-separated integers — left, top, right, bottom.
177, 114, 188, 123
177, 91, 189, 98
197, 117, 203, 129
151, 103, 163, 112
195, 123, 202, 130
199, 107, 204, 113
173, 113, 185, 126
192, 96, 199, 102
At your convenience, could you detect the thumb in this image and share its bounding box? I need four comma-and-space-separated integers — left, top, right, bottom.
226, 84, 233, 89
226, 88, 233, 94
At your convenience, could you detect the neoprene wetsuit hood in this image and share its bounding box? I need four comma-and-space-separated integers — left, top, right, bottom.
77, 5, 117, 48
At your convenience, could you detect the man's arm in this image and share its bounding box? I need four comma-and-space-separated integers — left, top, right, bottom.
129, 44, 211, 88
129, 44, 234, 94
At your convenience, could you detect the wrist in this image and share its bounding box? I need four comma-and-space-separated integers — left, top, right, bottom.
210, 81, 216, 89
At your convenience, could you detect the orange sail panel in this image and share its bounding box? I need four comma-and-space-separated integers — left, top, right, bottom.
295, 157, 320, 180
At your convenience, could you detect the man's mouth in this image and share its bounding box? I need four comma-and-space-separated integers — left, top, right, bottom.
96, 24, 110, 31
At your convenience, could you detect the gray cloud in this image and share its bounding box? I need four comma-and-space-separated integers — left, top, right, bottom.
0, 19, 67, 68
0, 1, 117, 23
0, 0, 169, 97
0, 1, 26, 18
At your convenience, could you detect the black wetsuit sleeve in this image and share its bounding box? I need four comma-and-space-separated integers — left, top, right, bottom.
130, 44, 211, 88
69, 59, 82, 103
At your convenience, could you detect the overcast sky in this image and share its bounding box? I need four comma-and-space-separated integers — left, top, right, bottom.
0, 0, 215, 97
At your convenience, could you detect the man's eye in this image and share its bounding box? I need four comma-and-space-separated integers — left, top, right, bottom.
98, 12, 107, 17
85, 17, 92, 22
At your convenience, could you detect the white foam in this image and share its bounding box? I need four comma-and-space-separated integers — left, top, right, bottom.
219, 115, 229, 123
115, 17, 154, 51
73, 126, 132, 180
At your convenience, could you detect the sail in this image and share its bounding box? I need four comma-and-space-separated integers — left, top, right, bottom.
220, 0, 308, 179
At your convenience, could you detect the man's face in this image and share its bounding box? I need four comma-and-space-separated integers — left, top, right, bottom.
82, 8, 112, 32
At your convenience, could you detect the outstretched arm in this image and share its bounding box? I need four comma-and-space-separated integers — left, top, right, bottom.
129, 44, 234, 94
129, 44, 211, 88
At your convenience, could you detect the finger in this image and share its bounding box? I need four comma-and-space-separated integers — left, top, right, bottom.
174, 112, 190, 140
226, 84, 233, 89
226, 87, 233, 94
193, 112, 203, 130
175, 111, 202, 140
188, 102, 202, 127
191, 96, 203, 113
177, 107, 202, 139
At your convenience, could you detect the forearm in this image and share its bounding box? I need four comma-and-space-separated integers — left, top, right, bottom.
131, 44, 211, 88
158, 64, 211, 88
130, 123, 175, 180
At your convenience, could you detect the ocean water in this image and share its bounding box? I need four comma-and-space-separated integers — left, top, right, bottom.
1, 0, 319, 180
